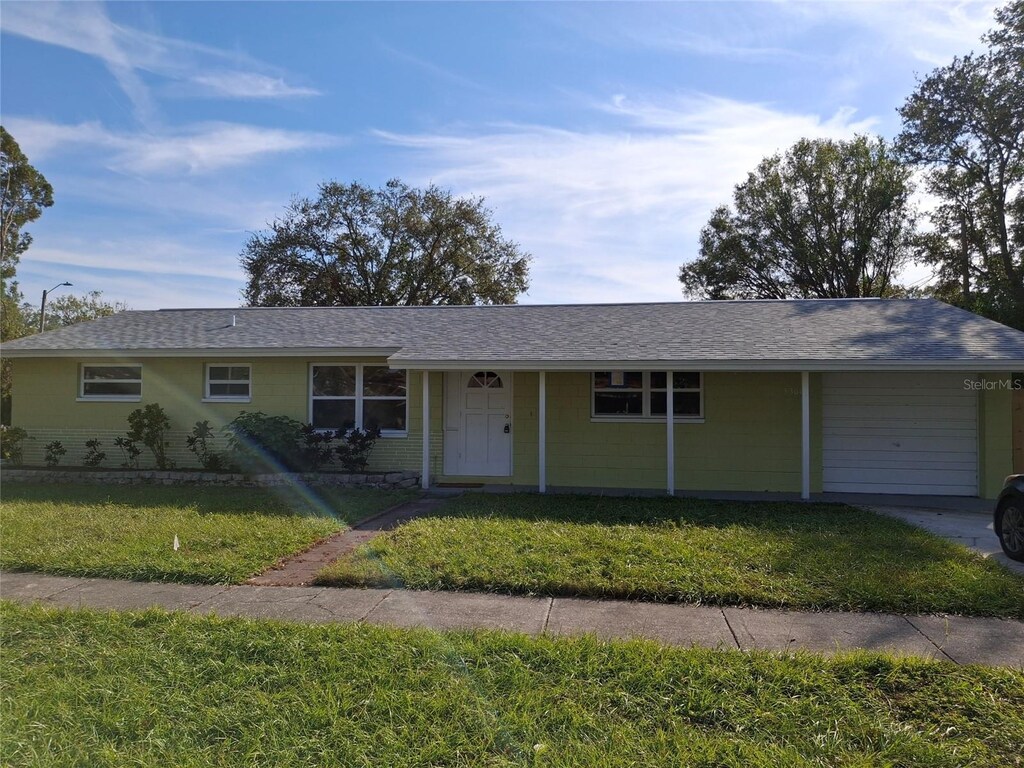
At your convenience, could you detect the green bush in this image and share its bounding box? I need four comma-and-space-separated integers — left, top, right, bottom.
299, 424, 336, 471
127, 404, 173, 469
186, 420, 228, 471
0, 425, 28, 465
43, 441, 66, 467
224, 411, 306, 472
113, 436, 141, 470
335, 427, 380, 472
83, 439, 106, 467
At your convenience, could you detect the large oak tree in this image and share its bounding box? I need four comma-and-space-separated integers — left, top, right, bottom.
679, 136, 916, 300
241, 179, 530, 306
898, 0, 1024, 330
1, 126, 54, 423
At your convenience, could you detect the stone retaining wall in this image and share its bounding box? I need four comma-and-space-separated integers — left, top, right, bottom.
1, 468, 422, 490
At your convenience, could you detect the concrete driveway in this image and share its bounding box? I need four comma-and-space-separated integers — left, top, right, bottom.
868, 505, 1024, 576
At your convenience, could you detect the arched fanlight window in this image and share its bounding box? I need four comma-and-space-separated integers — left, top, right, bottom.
468, 371, 503, 389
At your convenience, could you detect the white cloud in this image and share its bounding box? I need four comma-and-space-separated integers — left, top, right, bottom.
190, 72, 320, 99
782, 1, 998, 67
0, 1, 318, 122
378, 93, 879, 303
4, 117, 340, 175
16, 239, 247, 309
26, 241, 245, 283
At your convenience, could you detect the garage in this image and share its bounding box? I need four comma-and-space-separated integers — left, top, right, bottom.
822, 372, 978, 496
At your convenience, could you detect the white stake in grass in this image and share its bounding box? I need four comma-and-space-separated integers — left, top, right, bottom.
173, 534, 180, 551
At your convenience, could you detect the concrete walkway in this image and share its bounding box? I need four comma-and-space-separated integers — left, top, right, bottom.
3, 571, 1022, 668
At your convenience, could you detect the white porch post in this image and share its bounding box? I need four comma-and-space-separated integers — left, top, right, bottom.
538, 371, 547, 493
801, 371, 810, 500
666, 371, 675, 496
421, 371, 430, 490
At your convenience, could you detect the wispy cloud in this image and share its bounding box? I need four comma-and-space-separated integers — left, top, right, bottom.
780, 1, 998, 67
26, 240, 245, 283
189, 72, 320, 99
378, 93, 877, 302
4, 117, 340, 175
0, 1, 318, 123
378, 43, 488, 92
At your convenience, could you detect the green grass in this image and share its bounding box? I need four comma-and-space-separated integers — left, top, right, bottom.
0, 483, 411, 584
2, 602, 1022, 767
317, 494, 1024, 618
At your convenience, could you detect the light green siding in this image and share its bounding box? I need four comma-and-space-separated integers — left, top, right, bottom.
7, 359, 1014, 497
979, 372, 1014, 499
9, 357, 433, 473
535, 371, 811, 492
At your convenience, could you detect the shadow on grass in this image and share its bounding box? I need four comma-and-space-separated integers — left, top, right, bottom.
1, 482, 400, 525
322, 493, 1024, 618
430, 492, 903, 533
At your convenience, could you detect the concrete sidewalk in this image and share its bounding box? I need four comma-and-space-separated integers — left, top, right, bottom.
3, 571, 1022, 668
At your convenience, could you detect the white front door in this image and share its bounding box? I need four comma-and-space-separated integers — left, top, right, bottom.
443, 371, 512, 476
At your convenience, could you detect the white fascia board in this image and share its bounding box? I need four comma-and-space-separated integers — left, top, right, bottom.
1, 347, 401, 359
389, 358, 1024, 372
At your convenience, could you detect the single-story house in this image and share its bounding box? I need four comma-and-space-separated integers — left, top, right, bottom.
3, 298, 1023, 499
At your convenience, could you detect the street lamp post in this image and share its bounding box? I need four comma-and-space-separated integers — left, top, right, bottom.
39, 282, 73, 334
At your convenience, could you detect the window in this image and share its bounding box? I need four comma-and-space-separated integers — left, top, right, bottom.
592, 371, 702, 420
310, 364, 407, 435
80, 365, 142, 400
205, 364, 251, 401
468, 371, 503, 388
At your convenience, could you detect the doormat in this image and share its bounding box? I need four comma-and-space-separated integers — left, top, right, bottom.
436, 482, 486, 488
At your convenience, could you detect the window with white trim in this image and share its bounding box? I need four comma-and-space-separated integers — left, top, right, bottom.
592, 371, 702, 420
310, 364, 407, 435
205, 364, 251, 401
80, 365, 142, 400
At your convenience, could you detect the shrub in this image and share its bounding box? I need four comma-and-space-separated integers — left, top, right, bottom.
185, 420, 227, 471
0, 425, 28, 465
44, 441, 66, 467
299, 424, 336, 471
127, 404, 174, 469
224, 411, 306, 472
83, 439, 106, 467
335, 427, 380, 472
113, 436, 141, 469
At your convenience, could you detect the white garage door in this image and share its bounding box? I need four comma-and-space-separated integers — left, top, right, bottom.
822, 372, 978, 496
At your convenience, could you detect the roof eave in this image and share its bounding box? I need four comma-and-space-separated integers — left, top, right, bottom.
386, 358, 1024, 372
1, 346, 402, 359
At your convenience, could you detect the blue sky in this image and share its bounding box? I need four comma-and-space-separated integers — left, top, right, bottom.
0, 1, 1000, 309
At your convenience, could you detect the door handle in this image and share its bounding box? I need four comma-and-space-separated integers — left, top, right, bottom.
503, 424, 510, 434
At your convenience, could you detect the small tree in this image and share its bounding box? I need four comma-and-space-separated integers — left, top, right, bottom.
127, 404, 173, 469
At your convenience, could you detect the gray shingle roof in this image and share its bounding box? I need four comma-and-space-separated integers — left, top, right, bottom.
3, 299, 1024, 370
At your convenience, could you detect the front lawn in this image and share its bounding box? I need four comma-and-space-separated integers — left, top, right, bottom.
2, 602, 1022, 767
318, 494, 1024, 618
0, 483, 411, 584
